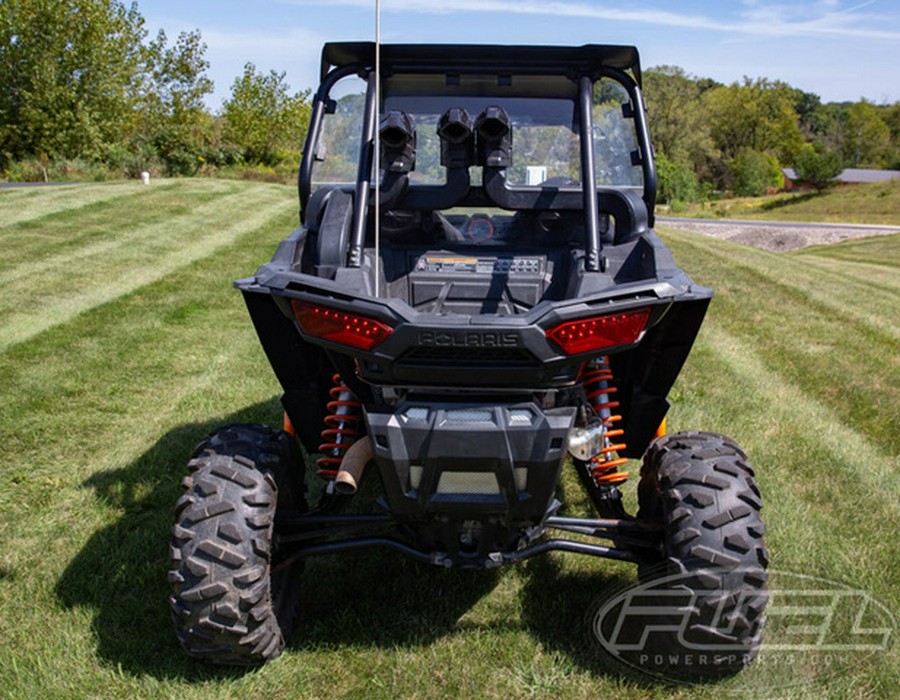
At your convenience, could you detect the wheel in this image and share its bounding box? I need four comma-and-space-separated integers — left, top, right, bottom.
168, 424, 306, 666
635, 431, 768, 678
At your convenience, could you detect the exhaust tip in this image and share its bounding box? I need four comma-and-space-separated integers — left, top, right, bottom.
333, 436, 373, 496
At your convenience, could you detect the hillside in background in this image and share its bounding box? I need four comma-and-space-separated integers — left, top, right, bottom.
663, 178, 900, 225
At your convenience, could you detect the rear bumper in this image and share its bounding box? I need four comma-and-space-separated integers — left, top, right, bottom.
365, 400, 576, 522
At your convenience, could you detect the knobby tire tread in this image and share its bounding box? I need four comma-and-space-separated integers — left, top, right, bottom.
169, 424, 304, 666
636, 431, 769, 678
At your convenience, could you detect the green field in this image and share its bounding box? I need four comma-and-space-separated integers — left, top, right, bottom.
0, 180, 897, 699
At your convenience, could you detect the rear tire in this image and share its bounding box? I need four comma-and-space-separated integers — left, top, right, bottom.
169, 424, 305, 666
635, 431, 768, 678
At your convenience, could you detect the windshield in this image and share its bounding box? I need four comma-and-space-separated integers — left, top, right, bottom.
309, 70, 644, 194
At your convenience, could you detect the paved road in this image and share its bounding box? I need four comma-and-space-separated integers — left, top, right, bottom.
658, 216, 899, 232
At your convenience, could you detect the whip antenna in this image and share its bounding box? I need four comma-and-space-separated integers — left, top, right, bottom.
374, 0, 381, 297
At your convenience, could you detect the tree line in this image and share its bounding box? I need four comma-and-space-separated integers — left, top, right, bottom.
0, 0, 309, 181
644, 66, 900, 201
2, 0, 898, 195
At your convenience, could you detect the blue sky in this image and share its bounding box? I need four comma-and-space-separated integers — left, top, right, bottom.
140, 0, 900, 109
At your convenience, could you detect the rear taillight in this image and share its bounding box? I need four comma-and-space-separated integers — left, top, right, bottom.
291, 300, 393, 351
546, 307, 651, 355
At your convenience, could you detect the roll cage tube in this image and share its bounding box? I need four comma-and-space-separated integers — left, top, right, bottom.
349, 71, 378, 268
297, 55, 658, 263
298, 63, 368, 220
578, 75, 601, 272
603, 66, 657, 225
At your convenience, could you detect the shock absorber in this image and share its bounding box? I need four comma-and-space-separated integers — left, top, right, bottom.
582, 356, 629, 485
316, 373, 361, 480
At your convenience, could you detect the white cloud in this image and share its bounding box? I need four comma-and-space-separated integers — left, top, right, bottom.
277, 0, 900, 41
201, 26, 324, 70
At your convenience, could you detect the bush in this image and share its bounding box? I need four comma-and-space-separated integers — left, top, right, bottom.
656, 154, 703, 204
2, 157, 118, 182
47, 159, 118, 182
106, 142, 162, 179
729, 149, 784, 196
793, 143, 843, 191
3, 159, 48, 182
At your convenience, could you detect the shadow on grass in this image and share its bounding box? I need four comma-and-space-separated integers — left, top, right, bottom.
55, 400, 668, 689
759, 191, 821, 212
519, 556, 672, 688
55, 398, 286, 682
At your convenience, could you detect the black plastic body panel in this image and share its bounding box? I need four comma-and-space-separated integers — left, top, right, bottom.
238, 227, 710, 460
366, 401, 575, 519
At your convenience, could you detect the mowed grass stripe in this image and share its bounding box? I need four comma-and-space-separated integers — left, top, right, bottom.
0, 182, 146, 228
661, 228, 899, 359
706, 313, 900, 575
662, 227, 900, 294
0, 188, 218, 285
660, 227, 900, 342
798, 231, 900, 268
793, 253, 900, 295
0, 178, 242, 231
0, 180, 281, 287
0, 179, 244, 268
670, 234, 900, 438
0, 222, 289, 693
669, 337, 899, 630
706, 327, 899, 514
0, 185, 293, 352
662, 229, 898, 456
0, 208, 292, 520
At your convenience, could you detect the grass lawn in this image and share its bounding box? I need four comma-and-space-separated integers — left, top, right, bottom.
663, 178, 900, 225
0, 179, 897, 699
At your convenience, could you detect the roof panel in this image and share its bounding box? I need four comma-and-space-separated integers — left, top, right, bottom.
321, 42, 642, 84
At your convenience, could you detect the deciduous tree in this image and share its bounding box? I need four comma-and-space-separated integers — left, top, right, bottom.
643, 66, 716, 176
729, 148, 784, 196
793, 142, 843, 192
703, 78, 805, 167
841, 100, 892, 168
221, 63, 311, 166
0, 0, 146, 164
138, 28, 217, 174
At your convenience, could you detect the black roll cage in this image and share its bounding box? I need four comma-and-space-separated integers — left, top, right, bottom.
297, 43, 657, 272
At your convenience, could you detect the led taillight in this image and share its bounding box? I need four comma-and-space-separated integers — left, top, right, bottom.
291, 300, 393, 351
546, 307, 651, 355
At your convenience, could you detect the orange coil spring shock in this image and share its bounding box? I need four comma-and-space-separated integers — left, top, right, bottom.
316, 373, 361, 480
582, 356, 629, 485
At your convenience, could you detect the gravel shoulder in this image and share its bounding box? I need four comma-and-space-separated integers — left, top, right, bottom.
657, 217, 900, 252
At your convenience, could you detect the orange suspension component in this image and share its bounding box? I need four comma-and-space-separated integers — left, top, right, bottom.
316, 373, 361, 480
582, 356, 629, 485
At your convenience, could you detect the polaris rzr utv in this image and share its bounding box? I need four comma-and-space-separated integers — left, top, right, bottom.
169, 42, 768, 674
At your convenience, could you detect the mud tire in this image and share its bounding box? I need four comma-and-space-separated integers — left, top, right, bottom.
169, 424, 305, 666
635, 431, 768, 678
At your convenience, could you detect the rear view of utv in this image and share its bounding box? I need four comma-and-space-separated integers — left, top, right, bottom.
169, 43, 768, 677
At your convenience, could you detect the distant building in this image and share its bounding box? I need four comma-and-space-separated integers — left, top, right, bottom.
782, 168, 900, 190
